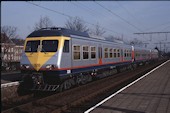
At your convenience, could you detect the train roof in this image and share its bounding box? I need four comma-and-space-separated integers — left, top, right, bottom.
27, 27, 126, 44
28, 27, 152, 49
27, 27, 90, 38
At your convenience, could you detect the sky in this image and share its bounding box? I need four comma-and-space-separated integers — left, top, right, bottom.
1, 1, 170, 52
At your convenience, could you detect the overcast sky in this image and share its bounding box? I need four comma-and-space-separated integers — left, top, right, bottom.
1, 1, 170, 51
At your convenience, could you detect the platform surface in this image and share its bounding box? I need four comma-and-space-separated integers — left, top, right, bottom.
90, 61, 170, 113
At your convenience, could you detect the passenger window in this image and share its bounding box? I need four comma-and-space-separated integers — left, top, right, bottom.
104, 48, 108, 58
127, 50, 129, 57
124, 50, 127, 57
91, 47, 96, 59
110, 48, 113, 58
73, 45, 80, 60
114, 49, 116, 58
63, 40, 69, 53
117, 49, 120, 57
83, 46, 89, 59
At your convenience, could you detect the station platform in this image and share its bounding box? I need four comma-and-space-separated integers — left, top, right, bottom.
86, 60, 170, 113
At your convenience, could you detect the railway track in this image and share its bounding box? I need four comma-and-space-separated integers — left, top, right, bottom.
2, 59, 166, 113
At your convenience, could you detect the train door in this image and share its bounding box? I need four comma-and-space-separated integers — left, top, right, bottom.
98, 46, 102, 64
150, 49, 152, 59
131, 46, 135, 62
62, 40, 72, 69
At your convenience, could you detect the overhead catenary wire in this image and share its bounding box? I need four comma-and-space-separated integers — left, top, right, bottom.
71, 2, 99, 18
71, 1, 133, 38
26, 1, 121, 36
146, 21, 170, 32
116, 1, 147, 30
95, 1, 144, 32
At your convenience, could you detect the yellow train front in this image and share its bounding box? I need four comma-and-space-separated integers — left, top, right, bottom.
20, 28, 71, 91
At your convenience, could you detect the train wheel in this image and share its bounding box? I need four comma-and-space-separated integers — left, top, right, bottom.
63, 80, 71, 90
59, 78, 75, 92
76, 73, 92, 85
59, 84, 64, 92
128, 64, 134, 71
87, 74, 92, 82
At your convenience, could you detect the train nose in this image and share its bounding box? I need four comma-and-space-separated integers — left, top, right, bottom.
32, 63, 41, 71
26, 52, 56, 71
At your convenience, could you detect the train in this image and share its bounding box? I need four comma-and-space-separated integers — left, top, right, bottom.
20, 27, 158, 91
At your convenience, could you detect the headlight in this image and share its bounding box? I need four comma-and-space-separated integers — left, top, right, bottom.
25, 65, 30, 69
46, 64, 55, 69
21, 64, 30, 69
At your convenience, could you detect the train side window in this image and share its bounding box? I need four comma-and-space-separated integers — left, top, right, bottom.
117, 49, 120, 57
91, 46, 96, 59
109, 48, 113, 58
73, 45, 80, 60
127, 50, 129, 57
83, 46, 89, 59
124, 50, 127, 57
114, 49, 116, 58
104, 48, 108, 58
63, 40, 69, 53
136, 53, 138, 57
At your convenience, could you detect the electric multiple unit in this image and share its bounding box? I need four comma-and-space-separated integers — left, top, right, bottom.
20, 27, 158, 91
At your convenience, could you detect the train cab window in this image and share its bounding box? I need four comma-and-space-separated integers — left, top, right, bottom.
42, 40, 58, 52
117, 49, 120, 57
63, 40, 69, 53
91, 46, 96, 59
114, 49, 116, 58
25, 40, 40, 52
83, 46, 89, 59
109, 48, 113, 58
73, 45, 80, 60
104, 48, 108, 58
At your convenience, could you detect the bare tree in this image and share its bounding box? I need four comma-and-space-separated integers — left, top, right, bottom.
1, 26, 20, 70
34, 16, 53, 30
65, 17, 89, 32
1, 26, 18, 41
90, 23, 106, 36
